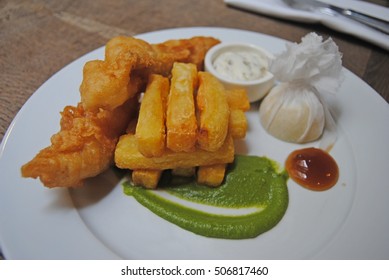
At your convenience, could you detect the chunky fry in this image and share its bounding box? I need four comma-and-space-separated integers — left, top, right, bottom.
197, 72, 230, 152
226, 89, 250, 111
132, 169, 162, 189
115, 65, 249, 188
135, 74, 169, 157
229, 110, 248, 139
166, 62, 198, 152
115, 134, 234, 170
197, 164, 227, 187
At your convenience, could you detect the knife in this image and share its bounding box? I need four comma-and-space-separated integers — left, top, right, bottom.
285, 0, 389, 34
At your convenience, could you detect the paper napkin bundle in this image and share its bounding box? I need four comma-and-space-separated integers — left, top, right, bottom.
225, 0, 389, 50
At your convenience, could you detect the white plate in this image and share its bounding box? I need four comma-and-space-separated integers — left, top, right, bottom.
1, 27, 388, 260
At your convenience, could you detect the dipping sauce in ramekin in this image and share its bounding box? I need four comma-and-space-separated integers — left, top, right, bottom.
205, 42, 274, 102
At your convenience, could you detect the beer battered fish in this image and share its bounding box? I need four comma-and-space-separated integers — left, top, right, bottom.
21, 35, 220, 188
80, 36, 220, 111
21, 99, 137, 187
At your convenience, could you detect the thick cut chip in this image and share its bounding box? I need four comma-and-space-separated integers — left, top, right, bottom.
132, 169, 162, 189
197, 164, 227, 187
197, 72, 230, 152
225, 89, 249, 139
229, 110, 248, 139
115, 134, 234, 170
166, 62, 198, 152
226, 89, 250, 111
135, 74, 169, 157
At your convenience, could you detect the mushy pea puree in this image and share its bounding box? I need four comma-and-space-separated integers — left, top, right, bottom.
123, 155, 289, 239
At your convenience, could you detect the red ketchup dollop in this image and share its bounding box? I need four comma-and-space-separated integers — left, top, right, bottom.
285, 147, 339, 191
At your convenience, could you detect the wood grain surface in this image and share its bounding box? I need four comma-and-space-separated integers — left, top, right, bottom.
1, 0, 388, 142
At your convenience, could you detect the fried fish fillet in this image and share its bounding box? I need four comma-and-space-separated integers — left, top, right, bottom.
80, 36, 220, 111
21, 99, 137, 188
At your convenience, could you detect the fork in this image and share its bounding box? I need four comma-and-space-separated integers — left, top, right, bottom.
284, 0, 389, 34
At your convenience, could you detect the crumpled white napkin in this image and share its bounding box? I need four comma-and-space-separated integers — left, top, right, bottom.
225, 0, 389, 51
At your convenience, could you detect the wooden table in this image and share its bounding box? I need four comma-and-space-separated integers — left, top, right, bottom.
1, 0, 388, 142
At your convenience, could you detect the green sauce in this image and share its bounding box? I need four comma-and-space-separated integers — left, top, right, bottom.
123, 155, 289, 239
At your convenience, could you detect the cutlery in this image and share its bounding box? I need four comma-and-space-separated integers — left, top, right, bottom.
284, 0, 389, 34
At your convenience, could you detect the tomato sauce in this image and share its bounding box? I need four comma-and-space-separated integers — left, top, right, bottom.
285, 147, 339, 191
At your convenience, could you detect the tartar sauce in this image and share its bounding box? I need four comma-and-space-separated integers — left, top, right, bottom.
213, 51, 267, 81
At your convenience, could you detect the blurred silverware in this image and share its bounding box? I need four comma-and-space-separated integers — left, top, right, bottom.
284, 0, 389, 34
